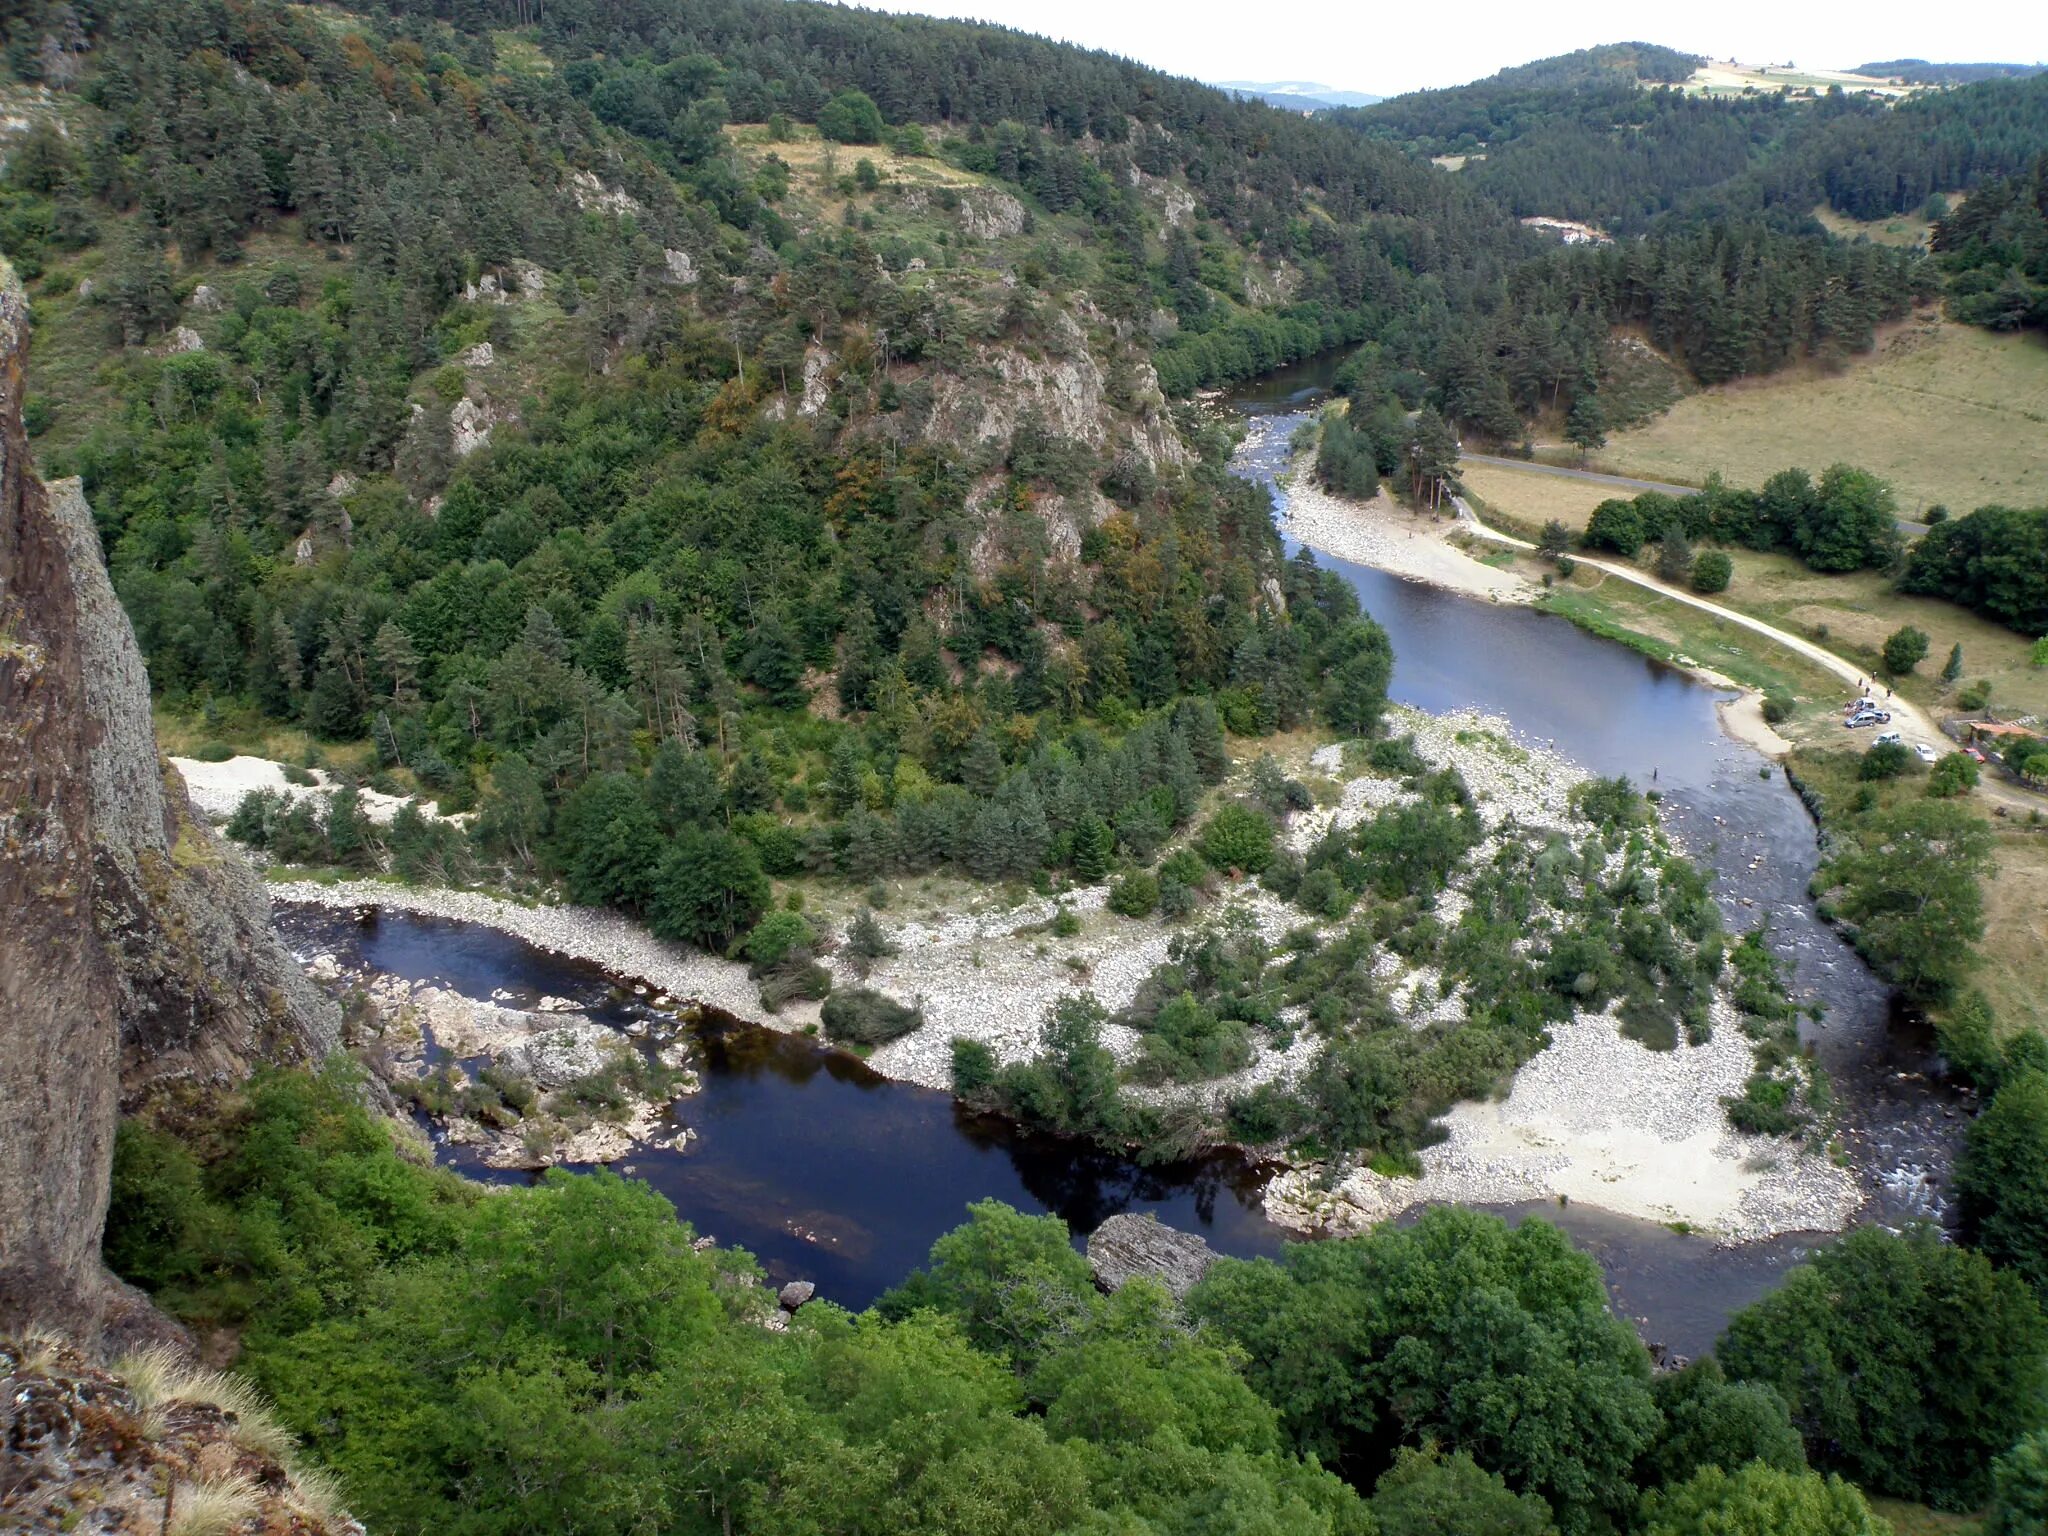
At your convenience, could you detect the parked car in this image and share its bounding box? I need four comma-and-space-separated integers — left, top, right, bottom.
1845, 711, 1890, 728
1966, 746, 1988, 763
1876, 730, 1903, 746
1915, 742, 1940, 763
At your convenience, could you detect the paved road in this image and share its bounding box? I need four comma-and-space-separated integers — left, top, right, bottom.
1460, 452, 1929, 536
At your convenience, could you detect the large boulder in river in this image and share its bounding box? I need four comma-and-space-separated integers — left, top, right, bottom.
1085, 1213, 1218, 1301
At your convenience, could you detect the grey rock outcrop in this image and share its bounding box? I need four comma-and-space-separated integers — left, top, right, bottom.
0, 257, 336, 1338
778, 1280, 815, 1311
1085, 1213, 1218, 1301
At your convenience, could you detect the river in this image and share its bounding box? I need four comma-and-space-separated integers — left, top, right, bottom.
271, 349, 1961, 1359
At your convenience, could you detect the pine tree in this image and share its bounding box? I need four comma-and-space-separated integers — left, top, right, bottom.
1944, 643, 1965, 683
961, 732, 1005, 799
844, 906, 897, 976
1071, 814, 1115, 882
1565, 394, 1608, 460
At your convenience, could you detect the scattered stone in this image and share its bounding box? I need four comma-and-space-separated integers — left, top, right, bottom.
159, 325, 204, 355
188, 283, 225, 312
459, 341, 494, 368
662, 247, 697, 285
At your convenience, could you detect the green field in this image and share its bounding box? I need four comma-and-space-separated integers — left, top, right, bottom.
1811, 200, 1944, 249
1717, 552, 2048, 723
1461, 461, 1613, 533
1593, 320, 2048, 517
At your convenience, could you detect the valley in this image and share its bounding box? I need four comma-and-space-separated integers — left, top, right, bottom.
3, 4, 2047, 1534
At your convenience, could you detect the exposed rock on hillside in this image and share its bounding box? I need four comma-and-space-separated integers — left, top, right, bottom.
0, 1333, 360, 1534
0, 258, 336, 1337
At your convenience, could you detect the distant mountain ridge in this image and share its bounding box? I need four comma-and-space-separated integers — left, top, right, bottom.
1214, 79, 1382, 110
1855, 59, 2046, 85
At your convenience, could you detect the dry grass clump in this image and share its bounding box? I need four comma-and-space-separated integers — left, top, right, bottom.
165, 1472, 261, 1536
116, 1343, 295, 1460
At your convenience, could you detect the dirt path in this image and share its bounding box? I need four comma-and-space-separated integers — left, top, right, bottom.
1450, 497, 1956, 742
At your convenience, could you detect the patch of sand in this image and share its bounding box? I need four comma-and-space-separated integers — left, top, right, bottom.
1276, 469, 1538, 605
1715, 694, 1792, 757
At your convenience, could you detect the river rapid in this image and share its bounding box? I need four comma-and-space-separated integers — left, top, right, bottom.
271, 349, 1963, 1360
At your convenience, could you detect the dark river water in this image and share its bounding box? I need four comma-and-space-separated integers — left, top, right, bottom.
272, 347, 1962, 1360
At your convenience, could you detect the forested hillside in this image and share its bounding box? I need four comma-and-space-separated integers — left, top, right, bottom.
0, 0, 1954, 954
1351, 51, 2048, 236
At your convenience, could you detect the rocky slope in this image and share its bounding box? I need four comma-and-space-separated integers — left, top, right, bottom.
0, 256, 337, 1341
0, 1332, 359, 1535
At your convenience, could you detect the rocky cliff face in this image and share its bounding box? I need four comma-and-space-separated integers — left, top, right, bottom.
0, 258, 337, 1340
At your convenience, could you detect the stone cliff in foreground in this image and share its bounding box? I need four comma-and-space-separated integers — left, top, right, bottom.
0, 258, 337, 1340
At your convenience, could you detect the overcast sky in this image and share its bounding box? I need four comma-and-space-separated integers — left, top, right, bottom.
848, 0, 2047, 96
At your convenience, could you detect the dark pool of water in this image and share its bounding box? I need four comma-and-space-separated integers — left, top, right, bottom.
285, 907, 1287, 1298
278, 903, 1813, 1356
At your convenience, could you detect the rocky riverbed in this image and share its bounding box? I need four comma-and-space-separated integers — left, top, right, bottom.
301, 949, 698, 1169
271, 701, 1864, 1246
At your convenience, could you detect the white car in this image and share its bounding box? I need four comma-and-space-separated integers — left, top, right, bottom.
1914, 742, 1940, 763
1875, 730, 1903, 747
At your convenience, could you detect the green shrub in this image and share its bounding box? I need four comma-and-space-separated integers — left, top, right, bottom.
1961, 678, 1995, 710
1197, 803, 1276, 875
1989, 1429, 2048, 1536
1928, 751, 1980, 797
1049, 904, 1082, 938
742, 910, 816, 970
1159, 846, 1209, 889
1935, 990, 2003, 1089
1570, 775, 1647, 828
1760, 689, 1795, 725
760, 962, 832, 1011
821, 986, 923, 1045
1958, 1067, 2048, 1298
817, 88, 884, 143
1881, 624, 1930, 676
950, 1036, 997, 1100
1368, 734, 1428, 776
190, 740, 236, 762
1690, 550, 1733, 593
1858, 741, 1912, 780
1719, 1224, 2048, 1508
1585, 498, 1646, 556
1108, 871, 1159, 918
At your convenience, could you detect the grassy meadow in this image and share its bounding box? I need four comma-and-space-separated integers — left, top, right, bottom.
1591, 319, 2048, 518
